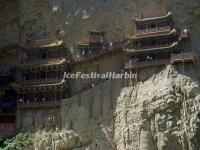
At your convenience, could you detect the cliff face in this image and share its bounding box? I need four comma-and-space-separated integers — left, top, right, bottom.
1, 0, 200, 48
58, 0, 200, 51
0, 0, 19, 48
27, 65, 200, 150
114, 65, 200, 150
19, 0, 59, 41
1, 0, 200, 150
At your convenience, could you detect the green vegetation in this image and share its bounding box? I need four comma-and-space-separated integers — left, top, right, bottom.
0, 130, 63, 150
0, 133, 33, 150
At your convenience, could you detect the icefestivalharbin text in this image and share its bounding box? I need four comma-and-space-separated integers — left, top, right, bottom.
63, 72, 137, 79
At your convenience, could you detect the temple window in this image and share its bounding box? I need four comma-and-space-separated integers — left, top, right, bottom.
150, 23, 156, 28
151, 40, 156, 46
40, 71, 46, 79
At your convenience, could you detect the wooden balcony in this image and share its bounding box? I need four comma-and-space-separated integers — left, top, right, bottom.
129, 28, 176, 40
17, 101, 61, 109
125, 59, 170, 69
12, 79, 66, 93
135, 26, 171, 36
134, 43, 171, 50
171, 53, 196, 64
70, 40, 126, 65
125, 52, 196, 70
18, 78, 63, 85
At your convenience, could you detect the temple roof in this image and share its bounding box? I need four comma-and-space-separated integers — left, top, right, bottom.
11, 79, 67, 93
18, 58, 67, 70
89, 30, 105, 35
124, 42, 178, 55
78, 43, 90, 46
133, 12, 172, 23
20, 39, 64, 49
129, 28, 176, 41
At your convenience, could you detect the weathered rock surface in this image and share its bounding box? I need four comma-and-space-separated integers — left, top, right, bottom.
114, 65, 200, 150
1, 0, 200, 149
27, 65, 200, 150
0, 0, 19, 48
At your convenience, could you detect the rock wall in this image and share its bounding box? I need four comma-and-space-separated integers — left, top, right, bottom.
114, 65, 200, 150
19, 0, 59, 41
61, 78, 125, 149
70, 51, 125, 95
0, 0, 19, 48
17, 108, 61, 132
28, 64, 200, 150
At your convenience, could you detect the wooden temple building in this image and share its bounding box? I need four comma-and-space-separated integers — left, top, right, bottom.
124, 12, 196, 70
70, 30, 126, 65
1, 12, 197, 141
70, 30, 107, 65
12, 39, 69, 110
0, 69, 16, 140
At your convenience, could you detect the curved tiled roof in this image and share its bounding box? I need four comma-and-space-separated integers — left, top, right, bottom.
124, 42, 178, 55
133, 12, 172, 23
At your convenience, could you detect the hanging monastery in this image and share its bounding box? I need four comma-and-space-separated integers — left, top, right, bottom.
0, 11, 196, 140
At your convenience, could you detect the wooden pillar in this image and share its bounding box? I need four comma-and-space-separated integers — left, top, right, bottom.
146, 23, 148, 32
60, 90, 62, 100
156, 21, 158, 31
60, 67, 63, 79
155, 52, 158, 61
47, 49, 49, 60
22, 93, 25, 102
55, 69, 58, 80
33, 93, 35, 103
45, 71, 47, 81
54, 90, 57, 101
34, 71, 36, 81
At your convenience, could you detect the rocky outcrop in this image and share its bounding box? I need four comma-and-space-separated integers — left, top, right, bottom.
19, 0, 60, 41
0, 0, 19, 48
114, 65, 200, 150
27, 64, 200, 150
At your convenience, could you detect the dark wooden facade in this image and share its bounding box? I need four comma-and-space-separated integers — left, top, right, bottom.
0, 70, 17, 140
12, 40, 69, 109
124, 12, 195, 70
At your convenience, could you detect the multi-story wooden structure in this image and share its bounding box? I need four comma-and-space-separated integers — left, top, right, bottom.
0, 69, 16, 140
70, 30, 127, 66
70, 30, 107, 64
124, 12, 196, 70
12, 39, 69, 110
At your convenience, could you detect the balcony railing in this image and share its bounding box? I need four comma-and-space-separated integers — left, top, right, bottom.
20, 58, 65, 66
135, 26, 171, 36
17, 101, 61, 109
125, 52, 196, 69
133, 43, 172, 50
70, 39, 126, 64
171, 53, 196, 63
18, 78, 63, 85
125, 59, 170, 69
